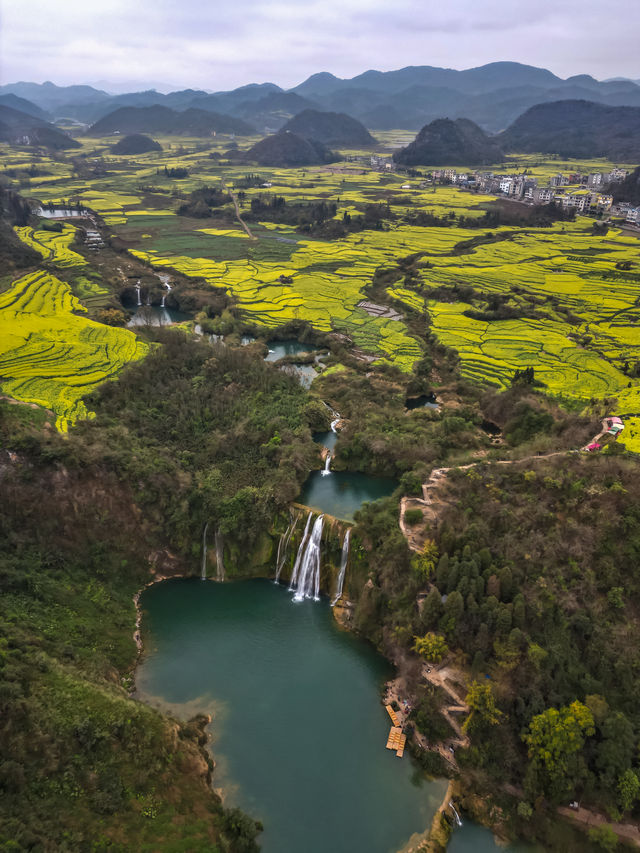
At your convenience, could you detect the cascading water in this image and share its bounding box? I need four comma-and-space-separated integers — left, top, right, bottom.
275, 511, 300, 582
331, 528, 350, 606
201, 521, 209, 580
291, 515, 324, 602
159, 274, 172, 308
215, 527, 225, 582
323, 401, 340, 433
321, 451, 332, 476
289, 512, 313, 591
449, 802, 463, 827
135, 281, 142, 306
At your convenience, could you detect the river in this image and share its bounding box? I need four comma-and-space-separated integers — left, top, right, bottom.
136, 578, 447, 853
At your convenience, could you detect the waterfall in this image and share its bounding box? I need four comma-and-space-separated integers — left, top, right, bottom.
160, 275, 172, 308
215, 527, 225, 582
323, 401, 340, 432
331, 528, 350, 606
289, 512, 313, 591
146, 291, 151, 306
321, 451, 332, 476
135, 281, 142, 306
449, 803, 463, 827
275, 511, 299, 582
291, 515, 324, 602
201, 521, 209, 580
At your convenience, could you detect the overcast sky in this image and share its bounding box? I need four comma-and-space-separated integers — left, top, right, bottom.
1, 0, 638, 93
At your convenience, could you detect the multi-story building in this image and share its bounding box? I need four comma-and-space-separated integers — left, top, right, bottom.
608, 167, 629, 182
530, 187, 556, 204
587, 173, 605, 188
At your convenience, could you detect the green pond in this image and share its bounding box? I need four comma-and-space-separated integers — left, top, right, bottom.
448, 821, 541, 852
136, 578, 446, 853
299, 470, 398, 521
264, 339, 311, 361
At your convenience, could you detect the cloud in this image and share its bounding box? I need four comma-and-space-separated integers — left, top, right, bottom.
1, 0, 638, 91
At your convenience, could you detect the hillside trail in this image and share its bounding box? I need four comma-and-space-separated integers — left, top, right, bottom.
399, 426, 608, 552
400, 452, 563, 552
221, 178, 257, 240
396, 423, 640, 843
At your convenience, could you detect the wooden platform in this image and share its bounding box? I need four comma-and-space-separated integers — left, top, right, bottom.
385, 704, 401, 726
385, 726, 407, 756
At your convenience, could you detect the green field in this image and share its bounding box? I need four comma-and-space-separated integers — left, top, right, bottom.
2, 136, 639, 434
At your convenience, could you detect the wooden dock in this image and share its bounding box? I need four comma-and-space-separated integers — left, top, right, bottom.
385, 704, 401, 727
385, 726, 406, 757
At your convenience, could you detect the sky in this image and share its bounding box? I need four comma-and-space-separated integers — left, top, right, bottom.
1, 0, 639, 93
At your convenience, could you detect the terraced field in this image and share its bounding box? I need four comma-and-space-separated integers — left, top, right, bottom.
0, 271, 148, 430
388, 219, 640, 404
2, 137, 638, 435
14, 224, 86, 267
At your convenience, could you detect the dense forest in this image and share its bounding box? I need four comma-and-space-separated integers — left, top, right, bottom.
0, 332, 318, 851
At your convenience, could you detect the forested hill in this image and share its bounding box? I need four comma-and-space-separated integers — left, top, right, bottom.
111, 133, 162, 154
280, 109, 375, 146
88, 105, 255, 136
238, 131, 339, 166
499, 100, 640, 159
393, 117, 504, 166
0, 332, 317, 850
0, 104, 79, 149
609, 165, 640, 205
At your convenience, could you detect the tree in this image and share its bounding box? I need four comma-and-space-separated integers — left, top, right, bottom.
587, 825, 617, 852
617, 769, 640, 813
411, 539, 438, 581
523, 701, 594, 798
413, 632, 448, 663
464, 680, 503, 732
441, 590, 464, 635
421, 587, 443, 629
596, 712, 634, 785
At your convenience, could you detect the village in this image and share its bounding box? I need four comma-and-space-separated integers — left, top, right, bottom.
368, 155, 639, 225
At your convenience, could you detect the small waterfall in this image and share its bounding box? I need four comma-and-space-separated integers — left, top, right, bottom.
331, 528, 350, 606
146, 291, 151, 306
160, 275, 172, 308
135, 281, 142, 306
323, 401, 340, 432
321, 451, 332, 476
289, 512, 313, 591
449, 803, 463, 827
201, 521, 209, 580
291, 515, 324, 602
275, 511, 300, 582
215, 527, 225, 582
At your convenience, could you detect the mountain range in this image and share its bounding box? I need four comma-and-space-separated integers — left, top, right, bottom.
4, 62, 640, 133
